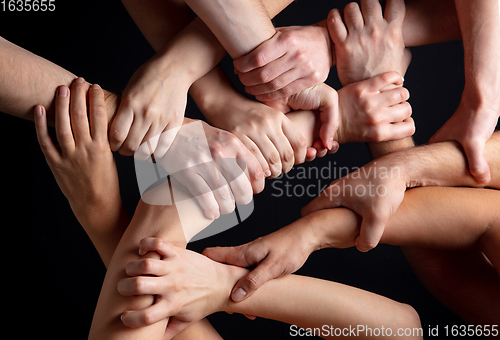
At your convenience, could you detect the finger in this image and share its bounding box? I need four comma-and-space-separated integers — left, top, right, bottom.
119, 118, 148, 156
327, 8, 348, 43
212, 173, 236, 215
217, 158, 253, 205
135, 134, 160, 161
384, 117, 415, 141
88, 84, 108, 143
238, 54, 293, 87
110, 104, 134, 151
364, 71, 404, 91
121, 299, 171, 328
54, 85, 75, 154
117, 276, 165, 296
247, 133, 283, 178
202, 246, 251, 267
245, 68, 302, 97
267, 130, 295, 173
377, 86, 410, 107
233, 142, 265, 196
354, 214, 387, 252
300, 182, 342, 216
189, 176, 221, 219
385, 101, 412, 123
230, 257, 280, 302
254, 77, 323, 102
238, 135, 272, 179
139, 238, 178, 258
318, 89, 340, 151
69, 77, 91, 144
233, 31, 286, 73
360, 0, 383, 25
463, 140, 491, 184
305, 146, 318, 162
384, 0, 406, 24
153, 125, 180, 160
34, 105, 60, 162
125, 258, 171, 277
281, 117, 307, 165
343, 2, 364, 33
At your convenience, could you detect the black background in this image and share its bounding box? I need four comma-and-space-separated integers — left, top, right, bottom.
0, 0, 480, 339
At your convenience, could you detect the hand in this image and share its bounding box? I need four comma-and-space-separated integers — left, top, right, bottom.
109, 55, 189, 156
118, 238, 242, 337
233, 25, 334, 101
301, 153, 409, 252
328, 0, 411, 86
266, 83, 340, 153
207, 97, 307, 178
138, 119, 264, 219
430, 87, 500, 184
34, 78, 121, 224
202, 216, 317, 303
337, 72, 414, 143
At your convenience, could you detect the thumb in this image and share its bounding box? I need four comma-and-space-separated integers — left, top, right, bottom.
202, 246, 251, 267
354, 214, 387, 252
301, 183, 342, 216
463, 140, 491, 184
230, 258, 278, 302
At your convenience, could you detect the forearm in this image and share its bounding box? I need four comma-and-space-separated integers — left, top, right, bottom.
184, 0, 275, 58
0, 36, 119, 124
309, 186, 499, 261
0, 36, 76, 122
401, 131, 500, 189
367, 137, 415, 159
223, 269, 419, 339
454, 0, 500, 108
403, 0, 461, 47
89, 179, 214, 339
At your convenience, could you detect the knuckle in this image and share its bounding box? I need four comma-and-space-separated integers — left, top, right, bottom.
268, 79, 282, 92
268, 152, 281, 165
257, 69, 270, 83
141, 310, 157, 326
245, 273, 261, 290
279, 86, 293, 98
284, 32, 299, 48
283, 148, 294, 164
252, 52, 267, 68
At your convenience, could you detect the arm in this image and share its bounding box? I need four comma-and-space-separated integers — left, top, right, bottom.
205, 130, 500, 302
120, 238, 422, 340
430, 0, 500, 184
0, 36, 118, 124
232, 0, 461, 101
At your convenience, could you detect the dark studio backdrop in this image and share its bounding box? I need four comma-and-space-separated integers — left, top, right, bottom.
0, 0, 481, 339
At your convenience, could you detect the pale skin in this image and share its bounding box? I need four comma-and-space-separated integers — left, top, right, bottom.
34, 81, 422, 339
235, 0, 500, 184
204, 130, 500, 304
123, 183, 500, 330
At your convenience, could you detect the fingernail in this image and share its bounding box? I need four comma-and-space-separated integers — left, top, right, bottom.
92, 84, 101, 90
75, 77, 85, 84
34, 105, 43, 117
58, 86, 68, 97
401, 76, 405, 83
327, 137, 334, 150
264, 169, 272, 177
232, 288, 247, 302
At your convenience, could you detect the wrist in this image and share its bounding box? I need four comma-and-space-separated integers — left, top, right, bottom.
218, 264, 250, 314
313, 20, 335, 68
462, 81, 500, 116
